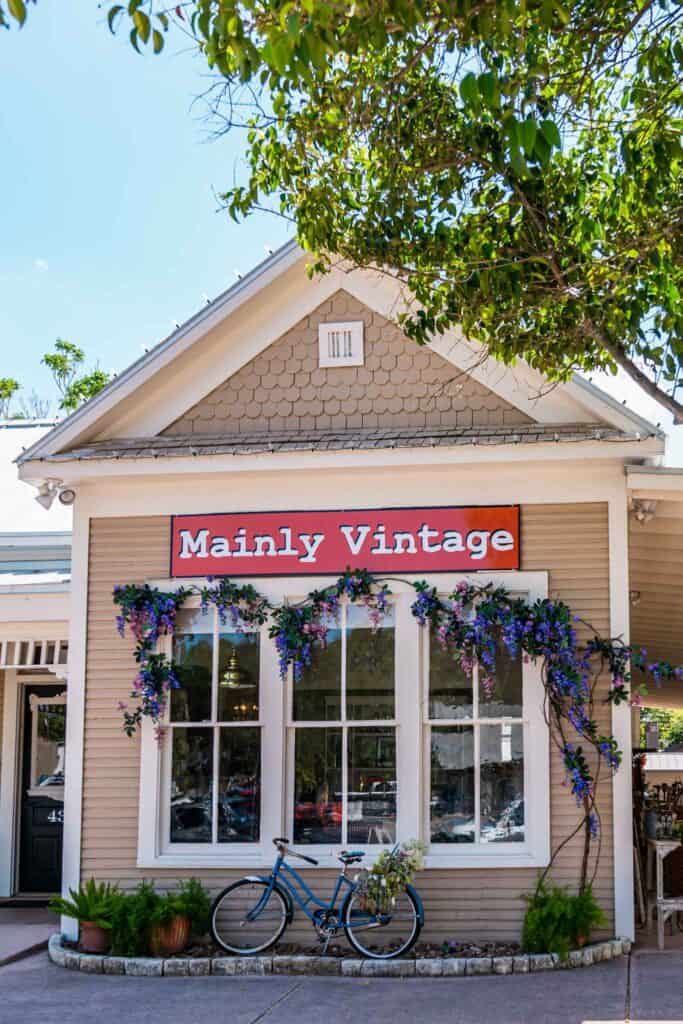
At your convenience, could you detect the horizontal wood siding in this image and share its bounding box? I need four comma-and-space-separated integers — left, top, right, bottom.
82, 503, 613, 943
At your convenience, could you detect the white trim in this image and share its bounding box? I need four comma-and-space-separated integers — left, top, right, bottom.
645, 753, 683, 772
609, 494, 634, 941
0, 670, 21, 897
59, 508, 90, 940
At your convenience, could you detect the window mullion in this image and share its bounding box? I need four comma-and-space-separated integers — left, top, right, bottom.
211, 608, 219, 845
474, 722, 481, 845
341, 603, 348, 846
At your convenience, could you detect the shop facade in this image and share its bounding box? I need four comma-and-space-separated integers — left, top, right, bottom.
17, 243, 669, 942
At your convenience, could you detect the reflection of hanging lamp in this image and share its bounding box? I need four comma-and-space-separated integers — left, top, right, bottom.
219, 647, 252, 689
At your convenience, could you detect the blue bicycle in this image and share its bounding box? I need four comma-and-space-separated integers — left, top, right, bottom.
210, 838, 424, 960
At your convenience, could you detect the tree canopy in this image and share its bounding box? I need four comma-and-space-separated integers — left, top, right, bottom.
5, 1, 682, 420
2, 339, 112, 418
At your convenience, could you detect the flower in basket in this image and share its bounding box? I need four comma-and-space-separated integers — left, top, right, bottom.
360, 840, 426, 915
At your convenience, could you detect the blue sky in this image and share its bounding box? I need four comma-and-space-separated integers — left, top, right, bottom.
2, 3, 681, 464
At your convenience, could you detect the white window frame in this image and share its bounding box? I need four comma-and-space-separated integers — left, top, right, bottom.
137, 572, 549, 870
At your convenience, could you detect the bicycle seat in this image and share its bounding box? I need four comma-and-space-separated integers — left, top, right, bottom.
339, 849, 365, 865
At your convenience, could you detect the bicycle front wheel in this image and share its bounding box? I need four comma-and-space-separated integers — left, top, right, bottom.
342, 885, 421, 959
211, 879, 289, 955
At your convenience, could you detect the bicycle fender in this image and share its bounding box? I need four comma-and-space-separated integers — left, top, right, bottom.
406, 884, 425, 926
244, 875, 294, 923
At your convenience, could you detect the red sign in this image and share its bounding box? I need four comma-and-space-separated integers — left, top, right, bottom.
170, 506, 520, 577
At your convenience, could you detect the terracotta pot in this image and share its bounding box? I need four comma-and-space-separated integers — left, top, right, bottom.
79, 921, 111, 954
149, 915, 191, 957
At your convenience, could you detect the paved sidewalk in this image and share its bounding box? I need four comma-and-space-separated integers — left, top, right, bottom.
0, 947, 681, 1024
0, 907, 58, 966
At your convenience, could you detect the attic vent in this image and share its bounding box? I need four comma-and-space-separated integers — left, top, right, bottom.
318, 321, 364, 367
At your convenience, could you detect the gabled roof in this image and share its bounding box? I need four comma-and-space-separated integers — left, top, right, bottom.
17, 240, 664, 467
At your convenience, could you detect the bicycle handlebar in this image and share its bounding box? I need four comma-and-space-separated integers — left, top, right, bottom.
272, 837, 319, 867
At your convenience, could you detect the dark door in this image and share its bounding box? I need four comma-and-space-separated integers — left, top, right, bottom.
19, 684, 66, 893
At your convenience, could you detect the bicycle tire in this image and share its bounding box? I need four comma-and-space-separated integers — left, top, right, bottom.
341, 884, 422, 960
210, 878, 290, 955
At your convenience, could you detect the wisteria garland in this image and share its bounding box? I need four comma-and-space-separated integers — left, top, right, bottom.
114, 571, 680, 889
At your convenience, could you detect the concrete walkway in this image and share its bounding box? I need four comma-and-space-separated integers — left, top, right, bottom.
0, 907, 58, 966
0, 949, 682, 1024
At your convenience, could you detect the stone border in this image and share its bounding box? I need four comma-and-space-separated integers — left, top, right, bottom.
48, 934, 631, 978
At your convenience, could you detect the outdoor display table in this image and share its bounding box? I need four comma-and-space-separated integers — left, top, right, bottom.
646, 837, 683, 949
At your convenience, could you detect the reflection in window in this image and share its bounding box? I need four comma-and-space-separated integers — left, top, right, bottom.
348, 727, 396, 844
171, 608, 213, 722
293, 625, 341, 721
218, 632, 260, 722
171, 728, 212, 843
430, 727, 475, 843
478, 636, 523, 718
346, 605, 395, 721
480, 724, 524, 843
293, 727, 342, 844
429, 633, 472, 719
218, 727, 260, 842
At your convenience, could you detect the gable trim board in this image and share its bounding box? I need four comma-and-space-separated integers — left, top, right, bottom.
17, 242, 663, 469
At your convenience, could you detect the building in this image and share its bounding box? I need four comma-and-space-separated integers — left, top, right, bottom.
0, 421, 71, 899
9, 242, 683, 943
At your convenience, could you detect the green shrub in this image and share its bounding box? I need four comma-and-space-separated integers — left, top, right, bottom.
522, 880, 607, 959
48, 879, 118, 928
109, 878, 211, 957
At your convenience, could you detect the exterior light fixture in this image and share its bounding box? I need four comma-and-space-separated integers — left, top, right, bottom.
34, 480, 61, 510
630, 499, 657, 525
58, 488, 76, 506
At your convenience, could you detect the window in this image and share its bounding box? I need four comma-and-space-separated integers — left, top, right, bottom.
138, 573, 548, 869
423, 589, 549, 866
318, 321, 364, 367
289, 603, 397, 846
165, 605, 261, 846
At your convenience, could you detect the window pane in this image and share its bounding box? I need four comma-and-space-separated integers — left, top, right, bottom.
171, 607, 213, 722
429, 634, 472, 719
479, 636, 523, 718
293, 728, 342, 844
346, 605, 395, 721
218, 727, 260, 843
347, 727, 396, 844
170, 727, 212, 843
218, 632, 259, 722
480, 724, 524, 843
293, 625, 341, 721
430, 726, 474, 843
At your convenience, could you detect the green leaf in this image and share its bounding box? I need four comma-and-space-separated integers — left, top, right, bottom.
540, 119, 562, 150
286, 12, 300, 41
132, 9, 150, 44
8, 0, 26, 26
152, 28, 164, 54
519, 117, 537, 157
107, 5, 124, 34
459, 72, 480, 109
477, 71, 497, 107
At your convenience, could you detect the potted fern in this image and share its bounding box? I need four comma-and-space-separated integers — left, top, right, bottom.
148, 879, 211, 957
49, 879, 118, 954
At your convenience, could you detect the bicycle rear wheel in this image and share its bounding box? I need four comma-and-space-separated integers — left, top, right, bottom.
341, 885, 421, 959
211, 879, 289, 955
